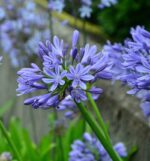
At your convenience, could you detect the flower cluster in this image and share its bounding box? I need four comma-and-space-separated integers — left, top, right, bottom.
16, 30, 112, 109
119, 26, 150, 117
69, 132, 127, 161
104, 26, 150, 117
0, 0, 50, 67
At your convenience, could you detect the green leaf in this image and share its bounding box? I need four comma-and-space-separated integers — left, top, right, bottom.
38, 134, 55, 161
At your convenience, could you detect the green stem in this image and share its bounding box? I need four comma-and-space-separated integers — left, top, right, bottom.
75, 102, 122, 161
57, 135, 65, 161
0, 121, 23, 161
87, 92, 111, 143
53, 110, 65, 161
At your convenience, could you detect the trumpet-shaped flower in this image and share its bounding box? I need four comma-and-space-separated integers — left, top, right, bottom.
67, 64, 94, 89
43, 66, 66, 91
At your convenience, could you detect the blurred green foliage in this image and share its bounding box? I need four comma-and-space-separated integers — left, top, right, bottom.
65, 0, 150, 41
0, 115, 86, 161
95, 0, 150, 41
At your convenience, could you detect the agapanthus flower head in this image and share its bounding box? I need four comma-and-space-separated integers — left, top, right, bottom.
69, 132, 127, 161
118, 26, 150, 117
98, 0, 117, 9
17, 30, 112, 109
48, 0, 65, 13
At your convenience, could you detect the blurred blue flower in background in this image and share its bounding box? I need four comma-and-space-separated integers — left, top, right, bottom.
48, 0, 65, 13
0, 0, 50, 67
79, 0, 92, 18
98, 0, 117, 9
69, 132, 127, 161
79, 6, 92, 18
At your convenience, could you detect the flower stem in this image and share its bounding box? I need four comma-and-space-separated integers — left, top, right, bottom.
75, 102, 122, 161
0, 120, 23, 161
87, 92, 111, 143
53, 110, 65, 161
57, 135, 65, 161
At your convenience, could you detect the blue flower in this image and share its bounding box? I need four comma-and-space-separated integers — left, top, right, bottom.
42, 66, 66, 91
67, 63, 94, 89
16, 63, 46, 96
52, 36, 64, 57
79, 6, 92, 18
118, 26, 150, 117
102, 41, 126, 80
114, 143, 127, 157
24, 93, 59, 109
72, 30, 79, 48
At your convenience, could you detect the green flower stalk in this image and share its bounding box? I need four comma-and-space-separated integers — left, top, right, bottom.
75, 102, 123, 161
